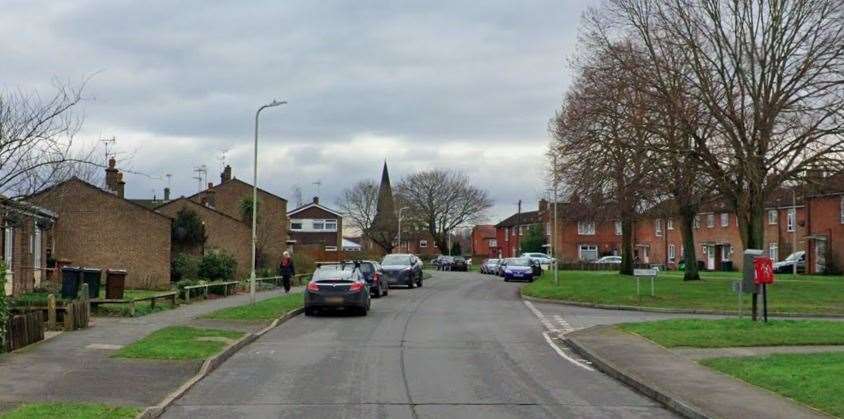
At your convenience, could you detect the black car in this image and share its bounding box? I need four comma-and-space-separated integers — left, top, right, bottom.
358, 260, 389, 298
451, 256, 468, 271
437, 256, 454, 271
381, 253, 424, 288
304, 262, 371, 316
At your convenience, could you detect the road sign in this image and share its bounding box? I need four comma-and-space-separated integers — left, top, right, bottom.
634, 268, 658, 277
633, 268, 658, 299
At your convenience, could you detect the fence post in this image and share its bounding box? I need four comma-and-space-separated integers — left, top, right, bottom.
47, 294, 57, 331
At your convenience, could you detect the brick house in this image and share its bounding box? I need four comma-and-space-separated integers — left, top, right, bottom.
190, 165, 288, 268
29, 171, 172, 290
470, 225, 497, 258
547, 200, 622, 262
155, 197, 252, 280
396, 229, 441, 257
495, 203, 543, 258
804, 174, 844, 274
1, 197, 56, 296
286, 197, 342, 253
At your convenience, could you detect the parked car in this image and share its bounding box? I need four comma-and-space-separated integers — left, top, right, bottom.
451, 256, 468, 271
774, 251, 806, 273
304, 262, 371, 316
522, 252, 556, 269
381, 253, 424, 288
496, 259, 508, 277
357, 260, 388, 298
594, 255, 622, 264
480, 258, 501, 274
501, 257, 535, 282
437, 256, 454, 271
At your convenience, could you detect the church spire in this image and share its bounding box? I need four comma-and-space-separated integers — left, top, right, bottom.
370, 161, 398, 254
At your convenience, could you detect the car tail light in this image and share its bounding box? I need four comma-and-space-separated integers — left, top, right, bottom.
374, 272, 382, 281
349, 282, 364, 293
307, 282, 320, 292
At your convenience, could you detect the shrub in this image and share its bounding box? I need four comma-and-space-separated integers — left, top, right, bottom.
292, 252, 315, 275
198, 252, 237, 281
171, 253, 200, 282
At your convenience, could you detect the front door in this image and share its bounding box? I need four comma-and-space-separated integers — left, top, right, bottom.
815, 240, 827, 274
706, 246, 715, 270
3, 227, 13, 296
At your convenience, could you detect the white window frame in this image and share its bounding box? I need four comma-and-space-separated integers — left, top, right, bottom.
546, 222, 551, 236
615, 220, 622, 236
324, 219, 338, 231
519, 226, 527, 236
721, 245, 731, 261
693, 215, 700, 229
312, 220, 325, 230
768, 210, 778, 225
488, 239, 497, 248
577, 221, 596, 236
504, 228, 509, 241
290, 221, 303, 230
706, 214, 715, 228
655, 219, 663, 236
324, 245, 338, 252
720, 213, 729, 227
769, 243, 778, 261
578, 244, 598, 261
787, 208, 795, 232
3, 227, 13, 267
419, 240, 428, 248
33, 228, 42, 269
668, 244, 676, 262
667, 219, 674, 230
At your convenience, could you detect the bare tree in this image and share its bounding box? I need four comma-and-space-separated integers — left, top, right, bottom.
336, 179, 379, 237
0, 81, 97, 198
550, 41, 657, 275
395, 169, 492, 252
615, 0, 844, 250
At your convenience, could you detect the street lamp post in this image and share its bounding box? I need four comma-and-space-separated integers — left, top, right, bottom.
398, 207, 409, 253
553, 153, 559, 287
250, 99, 286, 305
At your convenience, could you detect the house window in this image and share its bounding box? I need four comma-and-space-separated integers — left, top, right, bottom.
768, 210, 778, 225
769, 243, 778, 261
33, 228, 42, 269
546, 222, 551, 236
577, 221, 596, 235
504, 228, 509, 241
667, 219, 674, 230
325, 246, 338, 252
519, 226, 527, 236
419, 240, 428, 248
720, 213, 729, 227
668, 244, 676, 262
615, 221, 622, 236
325, 219, 338, 231
722, 245, 731, 261
706, 214, 715, 228
578, 244, 598, 261
655, 219, 663, 236
3, 227, 12, 267
488, 239, 497, 248
840, 196, 844, 224
312, 220, 325, 230
787, 209, 795, 232
693, 215, 700, 229
290, 222, 303, 230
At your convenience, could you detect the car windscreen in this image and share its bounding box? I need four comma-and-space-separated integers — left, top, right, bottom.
382, 255, 410, 266
506, 258, 531, 266
784, 252, 803, 261
358, 263, 374, 273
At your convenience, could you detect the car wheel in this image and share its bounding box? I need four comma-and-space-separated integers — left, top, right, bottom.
373, 285, 382, 298
417, 278, 423, 288
503, 277, 509, 282
304, 307, 314, 316
383, 284, 389, 296
408, 279, 415, 289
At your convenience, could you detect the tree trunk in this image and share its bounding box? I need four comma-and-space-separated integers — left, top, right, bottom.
737, 192, 766, 251
678, 207, 700, 281
620, 216, 634, 276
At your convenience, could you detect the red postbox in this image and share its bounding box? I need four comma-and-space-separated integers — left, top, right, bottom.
753, 257, 775, 285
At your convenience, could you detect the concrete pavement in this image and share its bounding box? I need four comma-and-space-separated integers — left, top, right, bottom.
163, 271, 677, 419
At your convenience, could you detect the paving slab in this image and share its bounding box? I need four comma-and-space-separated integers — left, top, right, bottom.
565, 325, 832, 419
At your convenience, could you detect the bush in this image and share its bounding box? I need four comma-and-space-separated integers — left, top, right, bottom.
171, 253, 200, 282
198, 252, 237, 281
292, 252, 315, 275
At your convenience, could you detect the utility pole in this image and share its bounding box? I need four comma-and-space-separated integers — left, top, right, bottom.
793, 186, 798, 277
553, 154, 559, 287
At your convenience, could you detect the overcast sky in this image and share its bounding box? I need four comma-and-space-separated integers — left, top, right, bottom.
1, 0, 588, 224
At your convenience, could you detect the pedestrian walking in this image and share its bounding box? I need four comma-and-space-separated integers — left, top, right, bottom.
279, 251, 295, 293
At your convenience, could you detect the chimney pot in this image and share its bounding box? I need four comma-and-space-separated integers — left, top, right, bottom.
313, 196, 319, 204
221, 165, 232, 183
105, 159, 119, 192
164, 187, 171, 201
116, 173, 125, 199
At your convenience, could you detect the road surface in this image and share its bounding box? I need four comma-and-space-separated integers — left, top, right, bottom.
163, 271, 678, 419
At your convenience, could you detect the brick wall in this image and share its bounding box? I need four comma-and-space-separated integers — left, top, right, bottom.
30, 179, 172, 290
807, 195, 844, 274
288, 205, 342, 248
156, 198, 252, 280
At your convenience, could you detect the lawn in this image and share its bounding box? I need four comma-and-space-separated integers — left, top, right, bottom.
521, 270, 844, 315
94, 289, 174, 317
113, 326, 243, 360
620, 319, 844, 348
204, 292, 304, 321
0, 402, 138, 419
702, 352, 844, 418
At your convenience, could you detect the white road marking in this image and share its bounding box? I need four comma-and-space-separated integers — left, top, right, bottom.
524, 300, 594, 372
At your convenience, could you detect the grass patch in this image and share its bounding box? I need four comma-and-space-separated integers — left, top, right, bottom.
94, 289, 175, 317
521, 270, 844, 315
702, 352, 844, 418
0, 402, 139, 419
113, 326, 243, 360
204, 292, 303, 321
620, 319, 844, 348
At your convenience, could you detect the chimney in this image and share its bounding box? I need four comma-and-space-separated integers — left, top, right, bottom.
206, 183, 216, 208
116, 172, 125, 199
105, 157, 119, 192
313, 196, 319, 205
539, 199, 548, 213
164, 187, 171, 201
221, 165, 232, 183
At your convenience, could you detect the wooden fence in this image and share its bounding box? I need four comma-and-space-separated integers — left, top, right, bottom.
4, 311, 44, 352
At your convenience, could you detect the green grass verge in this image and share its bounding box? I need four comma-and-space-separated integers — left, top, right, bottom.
203, 292, 304, 321
0, 402, 139, 419
702, 352, 844, 418
95, 289, 174, 317
620, 319, 844, 348
521, 270, 844, 315
113, 326, 243, 360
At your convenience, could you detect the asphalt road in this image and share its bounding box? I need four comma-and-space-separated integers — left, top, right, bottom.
163, 271, 678, 419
